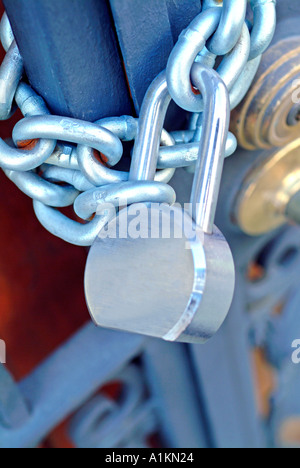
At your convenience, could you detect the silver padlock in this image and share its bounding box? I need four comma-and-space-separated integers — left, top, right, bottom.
84, 64, 235, 343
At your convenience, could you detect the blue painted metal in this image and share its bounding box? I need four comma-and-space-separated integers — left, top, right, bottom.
143, 340, 208, 448
109, 0, 173, 112
109, 0, 202, 111
0, 325, 144, 448
0, 324, 211, 449
190, 279, 266, 449
0, 365, 29, 430
68, 366, 157, 448
3, 0, 133, 120
166, 0, 202, 43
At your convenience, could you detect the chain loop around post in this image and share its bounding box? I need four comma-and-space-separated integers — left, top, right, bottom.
13, 115, 124, 167
0, 3, 276, 245
4, 168, 79, 207
33, 200, 116, 247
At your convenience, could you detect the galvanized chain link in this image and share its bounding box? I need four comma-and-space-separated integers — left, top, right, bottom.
166, 0, 276, 112
0, 1, 276, 246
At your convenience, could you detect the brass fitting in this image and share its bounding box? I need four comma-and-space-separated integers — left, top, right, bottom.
234, 139, 300, 236
230, 34, 300, 150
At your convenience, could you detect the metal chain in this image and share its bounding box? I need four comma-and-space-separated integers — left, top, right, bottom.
166, 0, 276, 112
0, 2, 276, 246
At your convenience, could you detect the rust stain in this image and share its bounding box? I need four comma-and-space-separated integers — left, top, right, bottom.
93, 149, 108, 165
17, 139, 38, 150
251, 348, 277, 418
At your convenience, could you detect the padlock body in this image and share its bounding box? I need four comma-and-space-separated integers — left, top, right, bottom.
85, 204, 235, 344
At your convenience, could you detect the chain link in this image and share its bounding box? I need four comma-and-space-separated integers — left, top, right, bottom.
166, 0, 276, 112
249, 0, 277, 60
0, 2, 276, 246
206, 0, 248, 56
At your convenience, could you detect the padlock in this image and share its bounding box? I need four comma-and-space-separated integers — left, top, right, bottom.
84, 64, 235, 344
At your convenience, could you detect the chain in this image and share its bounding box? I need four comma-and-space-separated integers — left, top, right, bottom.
166, 0, 276, 112
0, 2, 276, 246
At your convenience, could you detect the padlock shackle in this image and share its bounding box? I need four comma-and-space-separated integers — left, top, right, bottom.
130, 71, 171, 182
190, 63, 230, 234
130, 65, 229, 234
